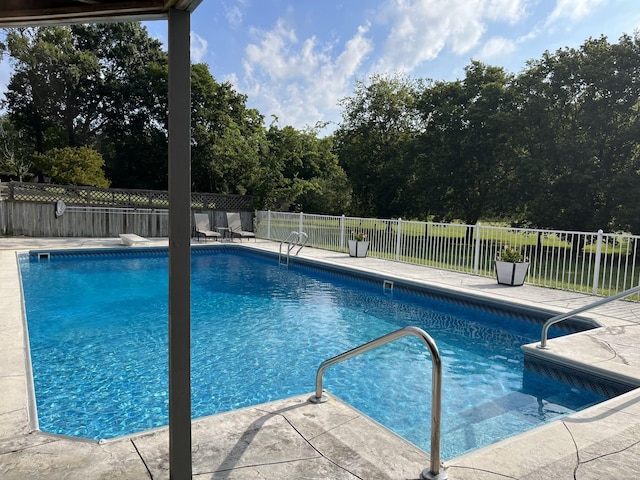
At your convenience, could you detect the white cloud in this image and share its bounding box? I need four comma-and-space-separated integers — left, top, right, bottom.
483, 0, 529, 23
519, 0, 608, 46
224, 0, 248, 28
241, 19, 373, 130
547, 0, 607, 24
475, 36, 517, 60
373, 0, 530, 73
191, 31, 208, 63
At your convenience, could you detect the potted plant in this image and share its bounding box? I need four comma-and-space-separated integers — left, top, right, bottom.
348, 231, 369, 257
495, 244, 529, 286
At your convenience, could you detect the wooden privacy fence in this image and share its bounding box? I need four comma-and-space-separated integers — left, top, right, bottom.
0, 181, 254, 238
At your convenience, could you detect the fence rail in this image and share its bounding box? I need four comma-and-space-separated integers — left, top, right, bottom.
255, 211, 640, 298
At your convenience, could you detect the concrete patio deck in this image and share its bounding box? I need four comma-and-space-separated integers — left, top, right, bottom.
1, 236, 639, 479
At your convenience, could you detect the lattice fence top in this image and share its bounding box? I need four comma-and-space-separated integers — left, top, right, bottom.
191, 192, 253, 211
5, 181, 253, 211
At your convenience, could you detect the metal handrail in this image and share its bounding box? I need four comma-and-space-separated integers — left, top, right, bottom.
309, 326, 446, 480
278, 231, 308, 267
539, 284, 640, 348
293, 231, 308, 256
279, 231, 299, 267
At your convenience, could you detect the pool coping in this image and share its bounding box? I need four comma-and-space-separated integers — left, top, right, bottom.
2, 237, 640, 479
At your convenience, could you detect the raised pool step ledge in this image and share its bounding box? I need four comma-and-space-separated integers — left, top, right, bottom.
522, 325, 640, 397
448, 387, 640, 479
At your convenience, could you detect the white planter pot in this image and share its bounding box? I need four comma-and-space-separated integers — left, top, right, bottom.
348, 240, 369, 257
495, 261, 529, 286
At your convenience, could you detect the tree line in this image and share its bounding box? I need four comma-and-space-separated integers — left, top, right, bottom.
0, 23, 351, 214
336, 34, 640, 234
1, 24, 640, 233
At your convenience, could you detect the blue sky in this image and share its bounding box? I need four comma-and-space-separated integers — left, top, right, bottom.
2, 0, 640, 134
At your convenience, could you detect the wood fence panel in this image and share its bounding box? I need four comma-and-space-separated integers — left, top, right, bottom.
4, 203, 172, 237
0, 200, 7, 235
0, 182, 253, 238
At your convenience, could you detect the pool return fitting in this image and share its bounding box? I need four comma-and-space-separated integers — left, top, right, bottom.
309, 325, 447, 480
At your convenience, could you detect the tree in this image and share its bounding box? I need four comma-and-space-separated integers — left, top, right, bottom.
82, 23, 169, 189
416, 62, 517, 224
0, 115, 34, 181
190, 63, 265, 195
259, 124, 351, 213
2, 26, 98, 152
1, 24, 169, 188
334, 73, 423, 217
293, 133, 352, 214
513, 34, 640, 232
33, 146, 110, 187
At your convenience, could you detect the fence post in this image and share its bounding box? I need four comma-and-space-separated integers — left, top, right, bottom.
474, 222, 481, 275
396, 218, 402, 261
299, 212, 304, 234
267, 210, 272, 240
592, 229, 603, 295
340, 215, 345, 250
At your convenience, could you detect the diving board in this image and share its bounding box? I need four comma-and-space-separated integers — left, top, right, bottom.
119, 234, 150, 246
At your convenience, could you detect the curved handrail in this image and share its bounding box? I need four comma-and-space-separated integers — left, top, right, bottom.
293, 231, 308, 256
279, 231, 309, 267
279, 231, 299, 266
539, 284, 640, 348
309, 326, 446, 480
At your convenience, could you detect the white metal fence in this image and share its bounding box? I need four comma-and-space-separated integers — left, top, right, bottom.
255, 211, 640, 298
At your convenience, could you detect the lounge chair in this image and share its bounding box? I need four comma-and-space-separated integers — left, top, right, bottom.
194, 213, 221, 242
226, 211, 256, 242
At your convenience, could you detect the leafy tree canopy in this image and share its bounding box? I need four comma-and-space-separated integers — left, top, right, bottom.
4, 24, 640, 231
0, 115, 34, 181
33, 146, 110, 187
334, 73, 423, 217
334, 34, 640, 232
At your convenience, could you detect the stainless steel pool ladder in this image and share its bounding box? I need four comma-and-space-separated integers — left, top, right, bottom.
539, 283, 640, 348
309, 326, 447, 480
278, 231, 308, 267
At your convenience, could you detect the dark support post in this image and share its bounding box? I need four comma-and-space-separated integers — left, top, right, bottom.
168, 8, 192, 480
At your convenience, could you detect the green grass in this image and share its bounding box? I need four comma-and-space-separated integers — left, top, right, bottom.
261, 214, 640, 298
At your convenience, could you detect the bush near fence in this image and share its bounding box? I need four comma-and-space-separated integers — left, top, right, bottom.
255, 211, 640, 299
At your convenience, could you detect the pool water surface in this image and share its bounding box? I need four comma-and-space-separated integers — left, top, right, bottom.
19, 248, 606, 459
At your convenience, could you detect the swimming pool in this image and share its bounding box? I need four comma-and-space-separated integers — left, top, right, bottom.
19, 247, 606, 459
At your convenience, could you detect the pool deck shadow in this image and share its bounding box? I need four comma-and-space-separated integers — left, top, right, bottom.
1, 237, 639, 479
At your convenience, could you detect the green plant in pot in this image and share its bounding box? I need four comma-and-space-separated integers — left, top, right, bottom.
495, 244, 529, 286
348, 231, 369, 257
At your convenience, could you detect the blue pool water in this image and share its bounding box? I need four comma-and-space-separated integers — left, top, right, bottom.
19, 248, 606, 459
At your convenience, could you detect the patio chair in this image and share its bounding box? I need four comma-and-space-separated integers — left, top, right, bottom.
194, 213, 221, 242
226, 211, 256, 242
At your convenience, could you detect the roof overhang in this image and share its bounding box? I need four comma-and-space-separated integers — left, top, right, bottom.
0, 0, 203, 27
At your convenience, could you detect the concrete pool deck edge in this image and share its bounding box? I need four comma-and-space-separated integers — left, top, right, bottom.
1, 237, 640, 479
